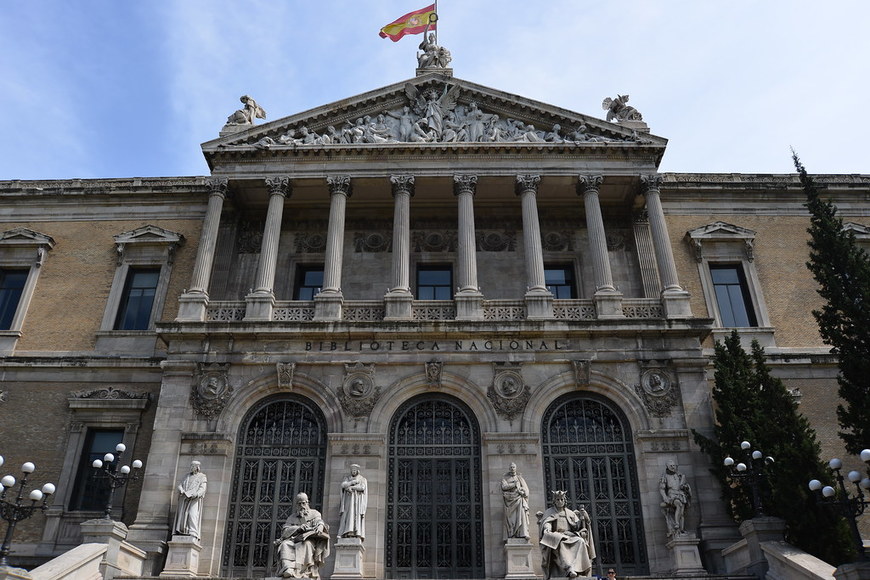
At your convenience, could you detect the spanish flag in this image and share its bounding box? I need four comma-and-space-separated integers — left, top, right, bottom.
379, 4, 436, 42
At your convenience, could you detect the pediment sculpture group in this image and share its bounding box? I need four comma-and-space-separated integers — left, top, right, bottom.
171, 460, 691, 579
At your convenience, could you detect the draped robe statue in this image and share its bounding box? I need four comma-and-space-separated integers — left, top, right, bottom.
501, 462, 530, 540
538, 491, 596, 578
275, 493, 330, 579
173, 461, 207, 540
338, 464, 368, 540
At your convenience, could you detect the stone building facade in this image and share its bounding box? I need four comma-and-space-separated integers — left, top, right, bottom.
0, 66, 865, 578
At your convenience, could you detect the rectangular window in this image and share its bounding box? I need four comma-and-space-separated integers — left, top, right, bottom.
417, 265, 453, 300
0, 269, 28, 330
710, 264, 757, 327
545, 265, 577, 299
114, 267, 160, 330
70, 429, 124, 511
294, 265, 324, 300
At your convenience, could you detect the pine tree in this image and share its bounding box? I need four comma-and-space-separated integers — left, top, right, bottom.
797, 153, 870, 455
694, 331, 853, 564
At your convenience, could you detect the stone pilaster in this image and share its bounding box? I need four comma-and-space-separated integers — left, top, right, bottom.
641, 175, 692, 318
385, 175, 414, 321
453, 175, 483, 320
315, 175, 352, 321
516, 175, 553, 320
177, 178, 227, 321
245, 176, 290, 321
578, 175, 623, 318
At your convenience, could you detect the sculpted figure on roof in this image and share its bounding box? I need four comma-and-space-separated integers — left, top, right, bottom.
602, 94, 643, 123
226, 95, 266, 126
417, 22, 452, 69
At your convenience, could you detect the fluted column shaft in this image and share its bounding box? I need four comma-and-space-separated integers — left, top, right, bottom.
321, 176, 352, 294
642, 175, 682, 291
389, 176, 414, 293
516, 175, 548, 293
454, 175, 480, 294
253, 177, 290, 293
578, 175, 615, 292
189, 178, 228, 294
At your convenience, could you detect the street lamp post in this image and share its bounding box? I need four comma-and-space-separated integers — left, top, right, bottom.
723, 440, 775, 517
90, 443, 143, 521
0, 455, 56, 568
807, 448, 870, 562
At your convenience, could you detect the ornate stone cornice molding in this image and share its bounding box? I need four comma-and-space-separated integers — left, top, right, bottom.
576, 175, 604, 195
326, 175, 353, 197
113, 224, 184, 265
390, 175, 415, 197
265, 176, 291, 197
453, 174, 478, 196
515, 174, 541, 195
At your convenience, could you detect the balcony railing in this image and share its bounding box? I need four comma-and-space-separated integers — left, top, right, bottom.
204, 298, 665, 323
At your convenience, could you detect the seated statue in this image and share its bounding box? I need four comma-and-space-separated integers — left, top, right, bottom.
538, 491, 596, 578
226, 95, 266, 126
274, 493, 330, 578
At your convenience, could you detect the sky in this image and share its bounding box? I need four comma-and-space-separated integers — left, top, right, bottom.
2, 1, 868, 180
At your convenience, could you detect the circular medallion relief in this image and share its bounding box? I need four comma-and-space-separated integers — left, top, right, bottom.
496, 372, 524, 399
641, 370, 671, 396
344, 374, 374, 398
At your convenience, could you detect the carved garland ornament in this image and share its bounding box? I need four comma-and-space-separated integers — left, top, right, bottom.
192, 364, 233, 419
338, 363, 382, 418
487, 365, 531, 421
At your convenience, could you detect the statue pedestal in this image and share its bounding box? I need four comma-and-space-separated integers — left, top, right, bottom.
666, 533, 706, 576
332, 536, 365, 579
503, 538, 537, 580
159, 535, 201, 578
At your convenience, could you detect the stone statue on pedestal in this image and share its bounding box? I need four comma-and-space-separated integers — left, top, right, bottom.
173, 461, 207, 540
538, 491, 596, 578
501, 462, 530, 540
275, 493, 330, 579
337, 464, 368, 541
660, 460, 692, 537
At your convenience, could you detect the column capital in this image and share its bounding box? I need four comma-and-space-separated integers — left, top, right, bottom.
640, 174, 664, 193
515, 174, 541, 196
576, 175, 604, 195
205, 177, 229, 198
390, 175, 415, 197
265, 176, 292, 197
453, 174, 478, 196
327, 175, 353, 197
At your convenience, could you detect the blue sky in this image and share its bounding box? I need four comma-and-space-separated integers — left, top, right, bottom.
2, 1, 867, 180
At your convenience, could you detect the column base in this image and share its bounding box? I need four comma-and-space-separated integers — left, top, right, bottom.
314, 292, 344, 321
661, 288, 693, 318
176, 292, 209, 322
665, 532, 706, 576
503, 538, 537, 580
244, 290, 276, 321
524, 290, 553, 320
332, 536, 365, 579
455, 292, 484, 321
384, 291, 413, 321
594, 290, 624, 319
160, 535, 202, 578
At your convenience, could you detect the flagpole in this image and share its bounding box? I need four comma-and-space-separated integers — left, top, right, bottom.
434, 0, 438, 45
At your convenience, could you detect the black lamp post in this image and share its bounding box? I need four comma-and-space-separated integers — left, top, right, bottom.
723, 440, 775, 517
0, 455, 56, 568
90, 443, 143, 520
808, 448, 870, 562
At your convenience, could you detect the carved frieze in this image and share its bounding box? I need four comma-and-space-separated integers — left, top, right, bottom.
237, 220, 265, 253
476, 230, 517, 252
487, 364, 531, 421
192, 364, 233, 419
71, 386, 150, 401
338, 363, 382, 418
353, 231, 392, 253
412, 230, 457, 252
541, 231, 575, 252
294, 232, 328, 253
277, 362, 296, 389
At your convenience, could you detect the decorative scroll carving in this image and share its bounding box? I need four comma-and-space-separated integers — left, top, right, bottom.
237, 220, 265, 253
487, 365, 531, 421
640, 174, 664, 192
353, 231, 392, 252
0, 390, 6, 404
327, 175, 353, 197
72, 386, 150, 400
634, 367, 679, 418
515, 174, 541, 195
576, 175, 604, 194
390, 175, 416, 197
425, 361, 443, 389
205, 177, 229, 197
338, 363, 382, 418
192, 364, 232, 419
606, 231, 628, 251
453, 174, 478, 196
541, 231, 575, 252
476, 230, 517, 252
264, 176, 291, 197
572, 360, 591, 388
411, 230, 457, 252
277, 362, 296, 389
294, 232, 328, 253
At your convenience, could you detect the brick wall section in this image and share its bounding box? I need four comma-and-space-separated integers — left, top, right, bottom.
2, 219, 201, 352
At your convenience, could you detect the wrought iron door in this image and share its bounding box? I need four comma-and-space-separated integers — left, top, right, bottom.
386, 395, 484, 579
541, 393, 648, 576
222, 395, 327, 578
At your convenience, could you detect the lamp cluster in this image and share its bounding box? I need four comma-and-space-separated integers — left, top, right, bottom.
0, 455, 56, 568
723, 440, 775, 517
91, 443, 143, 520
808, 448, 870, 562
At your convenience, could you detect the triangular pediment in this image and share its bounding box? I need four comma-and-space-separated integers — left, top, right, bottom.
202, 73, 667, 169
0, 227, 55, 248
686, 221, 757, 241
843, 222, 870, 240
113, 224, 184, 246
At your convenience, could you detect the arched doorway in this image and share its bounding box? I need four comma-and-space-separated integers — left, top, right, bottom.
222, 394, 328, 577
541, 393, 648, 576
386, 394, 485, 579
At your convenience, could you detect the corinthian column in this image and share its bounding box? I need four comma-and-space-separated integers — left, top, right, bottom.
578, 175, 623, 318
641, 174, 692, 318
245, 176, 290, 321
177, 177, 227, 321
453, 175, 484, 320
517, 175, 553, 319
314, 175, 352, 321
385, 175, 414, 320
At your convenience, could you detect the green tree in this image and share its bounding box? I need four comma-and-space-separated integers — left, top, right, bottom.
797, 153, 870, 454
694, 331, 853, 564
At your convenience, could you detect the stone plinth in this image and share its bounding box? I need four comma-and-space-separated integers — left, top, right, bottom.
314, 292, 344, 321
661, 289, 692, 318
666, 532, 706, 576
524, 292, 553, 320
455, 292, 484, 321
244, 290, 276, 321
160, 535, 202, 578
503, 538, 537, 580
738, 516, 785, 579
593, 290, 624, 319
176, 292, 208, 322
384, 292, 413, 320
835, 561, 870, 580
80, 518, 129, 580
331, 536, 365, 579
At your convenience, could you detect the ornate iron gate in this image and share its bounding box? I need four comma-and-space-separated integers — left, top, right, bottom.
386, 395, 484, 579
222, 395, 327, 577
541, 393, 648, 576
